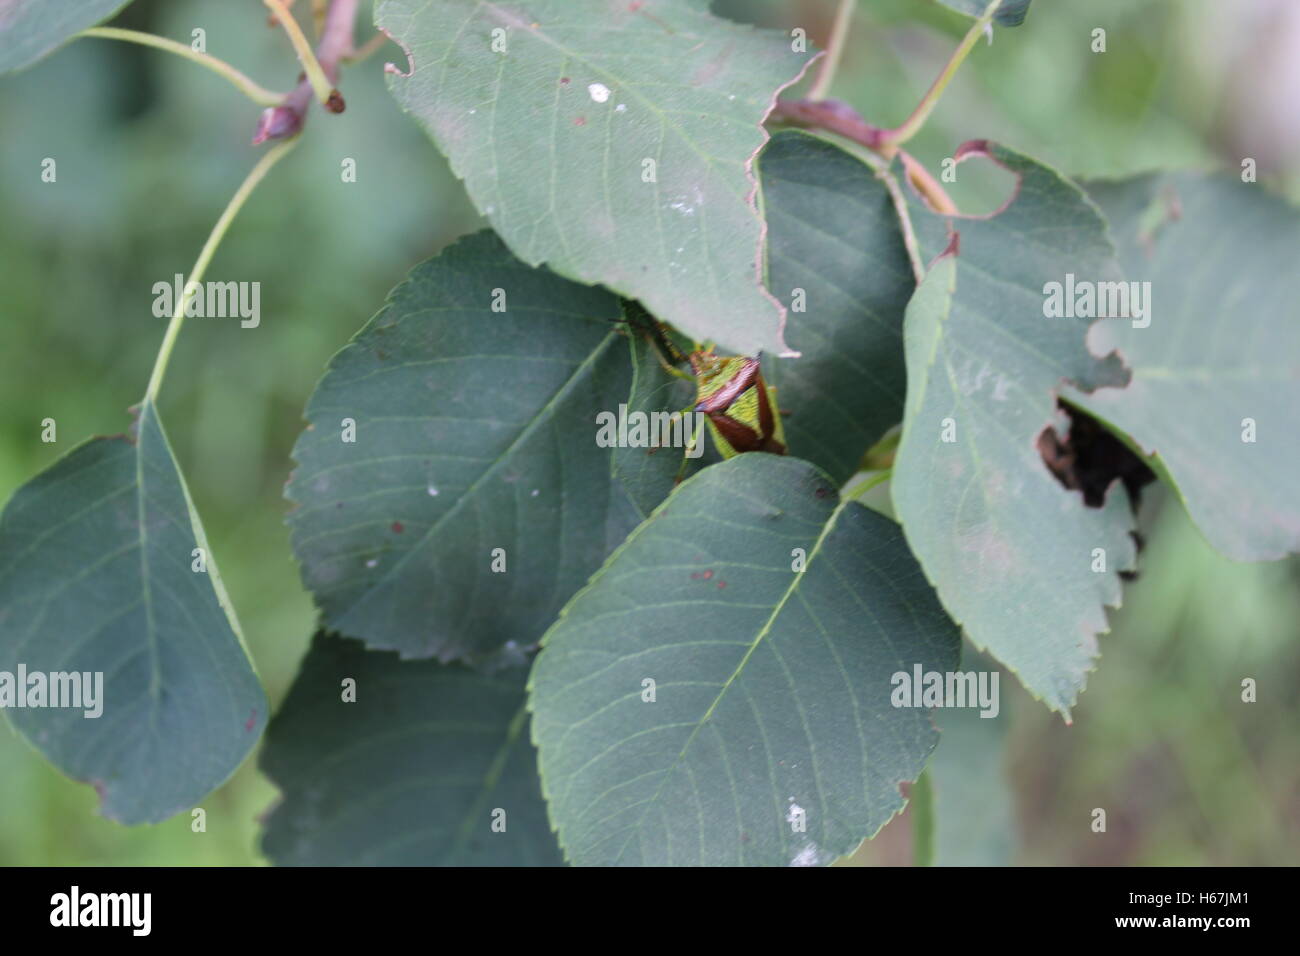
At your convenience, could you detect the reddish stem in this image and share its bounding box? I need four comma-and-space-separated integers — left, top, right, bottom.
770, 97, 959, 215
769, 97, 888, 151
254, 0, 358, 144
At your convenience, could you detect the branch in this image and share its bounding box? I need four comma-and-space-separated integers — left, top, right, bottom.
770, 0, 1000, 220
255, 0, 358, 144
768, 97, 959, 217
770, 96, 888, 150
265, 0, 335, 106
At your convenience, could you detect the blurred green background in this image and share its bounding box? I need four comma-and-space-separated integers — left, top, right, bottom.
1, 0, 1297, 865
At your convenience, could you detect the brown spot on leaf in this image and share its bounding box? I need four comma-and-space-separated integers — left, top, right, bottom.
391, 521, 405, 534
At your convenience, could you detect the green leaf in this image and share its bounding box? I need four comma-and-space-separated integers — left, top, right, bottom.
934, 0, 1031, 28
261, 631, 560, 866
760, 130, 914, 484
609, 307, 700, 518
0, 400, 265, 824
893, 142, 1137, 716
529, 454, 961, 866
0, 0, 134, 73
287, 230, 643, 663
376, 0, 815, 356
1065, 173, 1300, 561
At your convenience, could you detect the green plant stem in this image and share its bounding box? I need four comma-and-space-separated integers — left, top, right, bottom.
877, 0, 1000, 148
345, 30, 389, 64
144, 139, 299, 403
265, 0, 337, 107
79, 27, 286, 106
807, 0, 856, 101
911, 770, 935, 866
858, 426, 901, 471
847, 468, 892, 500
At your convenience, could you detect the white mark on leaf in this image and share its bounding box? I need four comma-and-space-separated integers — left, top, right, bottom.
588, 82, 611, 103
790, 843, 824, 867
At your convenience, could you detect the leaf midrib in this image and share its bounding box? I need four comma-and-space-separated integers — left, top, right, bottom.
134, 402, 163, 728
606, 497, 848, 865
331, 329, 621, 626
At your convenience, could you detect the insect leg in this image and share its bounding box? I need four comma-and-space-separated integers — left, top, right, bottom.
673, 408, 705, 484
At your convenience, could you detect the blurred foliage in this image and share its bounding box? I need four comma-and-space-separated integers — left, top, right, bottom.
1, 0, 1296, 865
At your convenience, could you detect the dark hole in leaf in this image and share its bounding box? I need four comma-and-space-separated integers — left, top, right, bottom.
1039, 402, 1156, 581
1038, 401, 1155, 510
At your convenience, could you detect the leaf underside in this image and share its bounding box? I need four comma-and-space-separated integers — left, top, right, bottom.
530, 454, 961, 866
376, 0, 816, 355
1067, 172, 1300, 561
760, 130, 915, 484
893, 143, 1137, 715
0, 400, 265, 824
0, 0, 135, 73
287, 230, 645, 664
936, 0, 1032, 28
261, 631, 560, 866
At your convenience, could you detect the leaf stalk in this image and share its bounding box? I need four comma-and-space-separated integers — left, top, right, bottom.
144, 139, 299, 403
